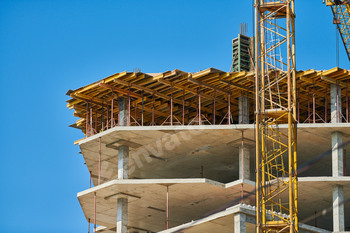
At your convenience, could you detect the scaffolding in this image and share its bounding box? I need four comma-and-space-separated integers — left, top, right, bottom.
254, 0, 298, 232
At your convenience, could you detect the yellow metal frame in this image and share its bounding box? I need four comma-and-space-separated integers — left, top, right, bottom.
325, 0, 350, 61
255, 1, 298, 232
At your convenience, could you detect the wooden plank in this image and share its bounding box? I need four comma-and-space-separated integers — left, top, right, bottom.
99, 83, 142, 98
187, 76, 229, 95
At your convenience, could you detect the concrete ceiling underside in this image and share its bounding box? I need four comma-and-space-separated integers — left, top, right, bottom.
78, 177, 350, 232
79, 124, 350, 184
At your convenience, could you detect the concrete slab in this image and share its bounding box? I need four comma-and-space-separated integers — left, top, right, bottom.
159, 204, 330, 233
79, 124, 350, 185
78, 177, 350, 232
78, 178, 256, 232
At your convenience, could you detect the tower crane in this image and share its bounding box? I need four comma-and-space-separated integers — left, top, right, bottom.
324, 0, 350, 61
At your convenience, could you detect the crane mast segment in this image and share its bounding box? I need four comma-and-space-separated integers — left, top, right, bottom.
255, 1, 298, 233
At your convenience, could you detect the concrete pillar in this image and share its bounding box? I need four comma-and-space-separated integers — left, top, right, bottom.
118, 145, 129, 179
239, 145, 250, 180
332, 131, 343, 177
117, 198, 128, 233
238, 96, 249, 124
331, 84, 342, 123
333, 185, 345, 232
118, 97, 128, 126
234, 213, 246, 233
238, 95, 250, 180
332, 131, 345, 232
117, 145, 129, 233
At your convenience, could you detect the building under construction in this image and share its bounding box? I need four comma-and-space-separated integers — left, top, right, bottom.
67, 1, 350, 233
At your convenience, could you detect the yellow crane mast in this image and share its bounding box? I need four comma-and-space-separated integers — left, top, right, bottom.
325, 0, 350, 61
254, 1, 298, 232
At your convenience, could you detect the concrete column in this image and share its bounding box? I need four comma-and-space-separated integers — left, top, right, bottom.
331, 84, 342, 123
239, 145, 250, 180
234, 212, 246, 233
117, 198, 128, 233
332, 131, 343, 177
118, 145, 129, 179
239, 96, 249, 124
333, 185, 345, 232
332, 131, 345, 232
118, 97, 128, 126
238, 95, 250, 180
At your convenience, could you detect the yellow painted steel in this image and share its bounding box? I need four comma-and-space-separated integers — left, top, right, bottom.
255, 1, 298, 233
325, 0, 350, 61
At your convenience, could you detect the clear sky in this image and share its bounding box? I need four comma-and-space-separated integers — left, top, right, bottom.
0, 1, 346, 232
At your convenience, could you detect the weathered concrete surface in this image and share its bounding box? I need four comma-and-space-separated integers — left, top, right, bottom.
79, 124, 350, 184
118, 145, 129, 179
238, 96, 249, 124
78, 177, 350, 232
158, 204, 331, 233
116, 198, 128, 233
78, 178, 255, 232
331, 84, 342, 124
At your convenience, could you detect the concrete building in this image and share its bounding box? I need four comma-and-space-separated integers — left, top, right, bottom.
67, 67, 350, 232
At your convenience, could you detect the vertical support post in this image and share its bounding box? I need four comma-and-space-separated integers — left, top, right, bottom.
116, 144, 129, 233
198, 87, 202, 125
128, 86, 131, 126
297, 90, 300, 123
141, 91, 144, 126
152, 93, 155, 126
254, 1, 260, 231
86, 103, 89, 137
106, 105, 109, 129
166, 186, 169, 229
308, 88, 310, 123
239, 131, 250, 180
88, 218, 90, 233
234, 213, 246, 233
332, 130, 345, 232
94, 192, 96, 233
117, 198, 128, 233
98, 137, 101, 185
213, 90, 216, 125
228, 93, 231, 125
101, 102, 104, 131
89, 171, 92, 188
347, 88, 349, 122
313, 84, 316, 123
90, 103, 93, 135
111, 94, 114, 127
344, 149, 347, 176
333, 185, 345, 232
182, 89, 185, 125
331, 83, 342, 123
118, 97, 128, 126
170, 85, 173, 126
118, 146, 129, 179
325, 90, 328, 123
239, 95, 249, 124
95, 108, 97, 133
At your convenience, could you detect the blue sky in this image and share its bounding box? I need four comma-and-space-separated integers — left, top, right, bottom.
0, 1, 346, 232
